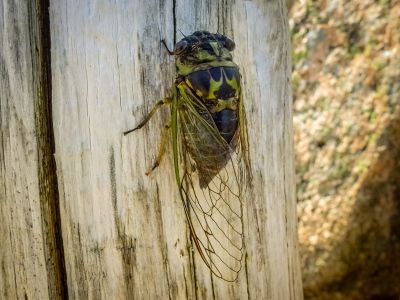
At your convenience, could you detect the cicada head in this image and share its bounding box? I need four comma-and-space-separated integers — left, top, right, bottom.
174, 31, 238, 76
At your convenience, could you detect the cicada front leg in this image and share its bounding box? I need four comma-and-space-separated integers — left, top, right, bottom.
123, 97, 172, 135
124, 97, 173, 174
145, 123, 170, 175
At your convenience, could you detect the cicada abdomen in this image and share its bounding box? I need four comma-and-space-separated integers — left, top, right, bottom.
181, 66, 241, 188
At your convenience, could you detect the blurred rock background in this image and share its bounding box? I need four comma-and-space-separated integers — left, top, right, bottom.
289, 0, 400, 299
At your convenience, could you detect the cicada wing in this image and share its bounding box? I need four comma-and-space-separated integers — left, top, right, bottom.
174, 82, 248, 281
236, 86, 253, 186
177, 93, 229, 188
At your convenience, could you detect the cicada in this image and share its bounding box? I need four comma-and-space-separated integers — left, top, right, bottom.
124, 31, 251, 281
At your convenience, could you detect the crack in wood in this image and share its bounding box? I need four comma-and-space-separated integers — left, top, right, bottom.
31, 0, 69, 298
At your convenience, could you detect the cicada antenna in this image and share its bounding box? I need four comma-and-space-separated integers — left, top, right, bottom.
178, 29, 186, 37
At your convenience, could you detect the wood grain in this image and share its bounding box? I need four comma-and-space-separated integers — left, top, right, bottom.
0, 1, 67, 299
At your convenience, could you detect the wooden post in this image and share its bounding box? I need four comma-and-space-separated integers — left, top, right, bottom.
1, 0, 303, 299
0, 1, 67, 299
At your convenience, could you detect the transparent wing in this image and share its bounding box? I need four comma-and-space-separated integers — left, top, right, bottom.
174, 82, 251, 282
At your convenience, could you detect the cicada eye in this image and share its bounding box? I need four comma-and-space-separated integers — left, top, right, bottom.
173, 40, 189, 55
225, 39, 236, 51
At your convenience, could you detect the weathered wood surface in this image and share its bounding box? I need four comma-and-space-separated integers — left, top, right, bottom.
1, 0, 302, 299
0, 1, 67, 299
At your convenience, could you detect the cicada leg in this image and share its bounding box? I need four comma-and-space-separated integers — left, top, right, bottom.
124, 97, 173, 175
161, 40, 174, 55
123, 97, 172, 135
145, 123, 170, 175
